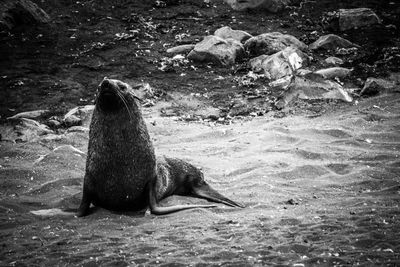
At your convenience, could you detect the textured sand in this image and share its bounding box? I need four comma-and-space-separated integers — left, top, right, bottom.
0, 94, 399, 266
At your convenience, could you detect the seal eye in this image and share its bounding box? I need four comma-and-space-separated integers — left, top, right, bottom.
118, 84, 127, 91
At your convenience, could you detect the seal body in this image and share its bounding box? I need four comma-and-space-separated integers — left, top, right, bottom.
77, 78, 156, 216
77, 78, 243, 217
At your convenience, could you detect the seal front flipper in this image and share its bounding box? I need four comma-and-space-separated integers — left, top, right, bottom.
76, 184, 92, 217
192, 183, 245, 208
148, 183, 217, 215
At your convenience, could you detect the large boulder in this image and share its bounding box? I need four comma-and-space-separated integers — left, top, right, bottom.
276, 76, 353, 109
309, 34, 359, 51
245, 32, 307, 56
249, 46, 307, 80
224, 0, 292, 13
0, 0, 50, 30
214, 26, 252, 43
338, 8, 381, 31
188, 35, 245, 66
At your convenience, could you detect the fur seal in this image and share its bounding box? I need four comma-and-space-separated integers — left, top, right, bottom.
77, 78, 243, 217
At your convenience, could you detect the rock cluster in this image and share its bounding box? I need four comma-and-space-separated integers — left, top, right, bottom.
163, 5, 398, 111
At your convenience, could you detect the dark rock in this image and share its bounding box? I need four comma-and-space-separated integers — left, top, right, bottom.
245, 32, 307, 57
338, 8, 381, 31
0, 0, 50, 30
360, 77, 397, 96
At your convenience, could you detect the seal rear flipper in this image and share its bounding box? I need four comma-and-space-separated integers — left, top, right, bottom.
192, 184, 245, 208
148, 186, 216, 215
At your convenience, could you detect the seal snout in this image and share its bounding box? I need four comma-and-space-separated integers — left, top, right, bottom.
99, 78, 116, 94
97, 78, 122, 112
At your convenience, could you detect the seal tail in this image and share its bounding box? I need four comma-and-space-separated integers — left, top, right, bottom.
148, 185, 217, 215
192, 183, 245, 208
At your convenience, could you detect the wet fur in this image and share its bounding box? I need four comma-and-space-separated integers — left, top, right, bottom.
77, 78, 243, 217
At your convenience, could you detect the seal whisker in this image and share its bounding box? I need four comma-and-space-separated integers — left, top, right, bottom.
116, 90, 134, 122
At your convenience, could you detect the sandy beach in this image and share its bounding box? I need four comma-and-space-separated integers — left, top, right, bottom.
0, 93, 399, 266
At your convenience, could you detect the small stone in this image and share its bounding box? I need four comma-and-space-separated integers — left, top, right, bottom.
309, 34, 359, 51
67, 126, 89, 133
314, 67, 352, 79
166, 44, 195, 54
7, 109, 49, 120
324, 56, 343, 66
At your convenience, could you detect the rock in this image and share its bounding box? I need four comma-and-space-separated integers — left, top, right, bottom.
296, 69, 313, 76
188, 35, 244, 66
14, 118, 54, 142
214, 26, 252, 43
276, 76, 352, 108
324, 56, 344, 66
0, 0, 50, 30
269, 75, 293, 89
228, 99, 252, 116
133, 83, 155, 99
63, 115, 81, 127
314, 67, 352, 79
309, 34, 359, 51
7, 109, 49, 120
338, 8, 381, 31
360, 77, 397, 96
63, 105, 94, 127
47, 118, 62, 128
33, 145, 86, 165
30, 208, 74, 217
67, 126, 89, 133
166, 44, 195, 55
245, 32, 307, 57
249, 46, 307, 80
224, 0, 292, 13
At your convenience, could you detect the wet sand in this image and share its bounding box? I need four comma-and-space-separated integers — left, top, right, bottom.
0, 94, 399, 266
